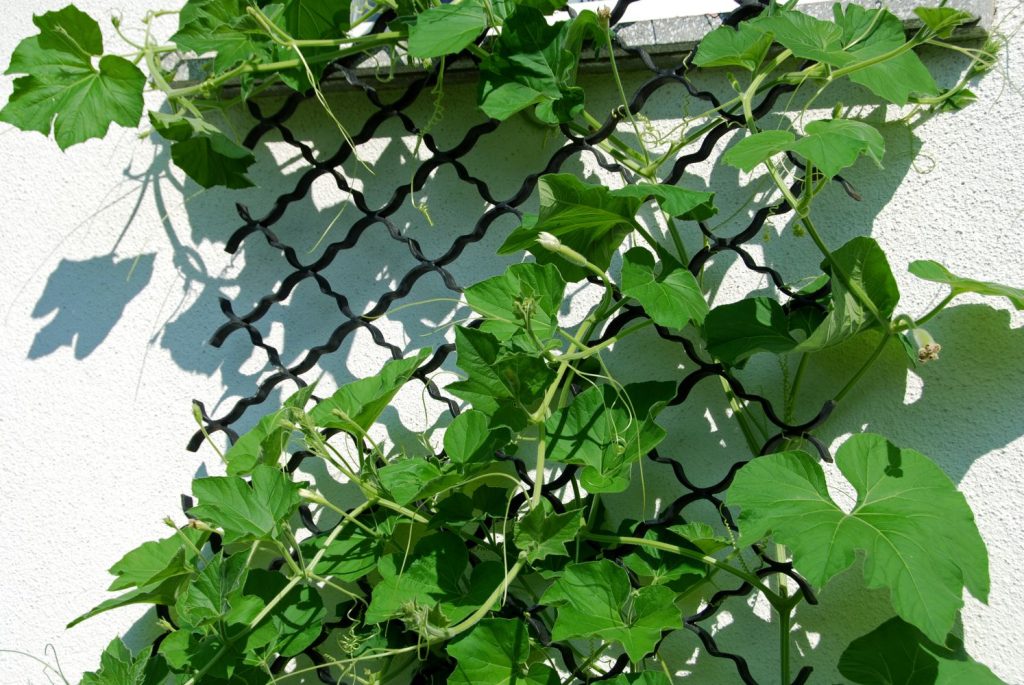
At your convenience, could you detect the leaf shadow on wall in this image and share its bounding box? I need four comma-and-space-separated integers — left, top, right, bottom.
27, 253, 155, 360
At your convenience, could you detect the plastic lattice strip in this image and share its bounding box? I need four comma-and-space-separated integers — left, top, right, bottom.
182, 1, 849, 682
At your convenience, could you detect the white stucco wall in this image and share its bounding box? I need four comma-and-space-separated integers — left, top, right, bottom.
1, 1, 1022, 682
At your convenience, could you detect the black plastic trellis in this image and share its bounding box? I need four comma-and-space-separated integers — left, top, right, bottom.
179, 1, 841, 682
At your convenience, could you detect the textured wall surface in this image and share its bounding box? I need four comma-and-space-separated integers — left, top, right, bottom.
1, 1, 1023, 682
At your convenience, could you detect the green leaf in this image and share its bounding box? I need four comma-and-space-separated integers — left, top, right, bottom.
224, 384, 317, 476
174, 552, 249, 629
667, 522, 730, 554
478, 8, 601, 124
914, 7, 975, 38
107, 528, 207, 591
693, 23, 774, 72
608, 672, 673, 685
704, 297, 796, 365
447, 327, 553, 428
173, 0, 276, 73
622, 527, 707, 588
621, 247, 708, 330
310, 349, 430, 432
169, 132, 257, 190
444, 409, 511, 466
839, 616, 1004, 685
610, 182, 717, 221
790, 118, 885, 178
81, 637, 166, 685
148, 111, 219, 142
464, 262, 566, 340
498, 174, 642, 281
378, 456, 454, 505
189, 465, 303, 544
447, 619, 558, 685
239, 569, 326, 657
67, 576, 186, 628
797, 236, 899, 351
514, 499, 582, 562
1, 6, 145, 149
751, 10, 845, 64
546, 382, 675, 492
541, 560, 682, 662
409, 0, 487, 58
723, 130, 796, 172
727, 433, 989, 642
300, 526, 381, 582
909, 260, 1024, 311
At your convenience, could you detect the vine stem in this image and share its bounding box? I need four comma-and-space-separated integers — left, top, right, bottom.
833, 330, 892, 403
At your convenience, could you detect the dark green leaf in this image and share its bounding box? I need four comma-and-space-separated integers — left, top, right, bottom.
377, 456, 444, 505
464, 262, 566, 340
310, 349, 430, 432
727, 433, 989, 642
444, 409, 511, 466
909, 260, 1024, 311
240, 569, 326, 657
541, 560, 682, 662
722, 130, 796, 172
610, 182, 717, 221
1, 6, 145, 149
667, 522, 730, 554
546, 382, 675, 492
447, 619, 558, 685
300, 526, 381, 582
170, 132, 257, 189
693, 23, 774, 72
608, 672, 673, 685
81, 637, 166, 685
498, 174, 642, 281
621, 247, 708, 329
839, 616, 1004, 685
409, 0, 487, 58
189, 465, 303, 544
514, 499, 582, 562
175, 552, 249, 629
704, 297, 796, 365
622, 527, 707, 588
364, 532, 470, 623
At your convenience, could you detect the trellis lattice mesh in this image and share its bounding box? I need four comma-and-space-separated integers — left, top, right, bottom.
182, 1, 838, 682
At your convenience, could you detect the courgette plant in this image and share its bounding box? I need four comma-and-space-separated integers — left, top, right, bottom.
2, 0, 1019, 683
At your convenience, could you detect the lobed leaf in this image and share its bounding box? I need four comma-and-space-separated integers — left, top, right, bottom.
909, 260, 1024, 310
621, 247, 708, 330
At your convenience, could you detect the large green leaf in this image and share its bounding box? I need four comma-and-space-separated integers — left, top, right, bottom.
839, 616, 1004, 685
723, 130, 796, 172
239, 569, 326, 657
498, 174, 642, 281
693, 23, 774, 72
610, 182, 717, 221
173, 0, 276, 73
377, 456, 463, 505
478, 7, 603, 124
170, 132, 257, 189
751, 10, 846, 63
545, 382, 675, 492
300, 526, 382, 582
67, 576, 187, 628
622, 526, 708, 588
447, 619, 559, 685
790, 118, 885, 178
464, 262, 566, 340
107, 528, 207, 592
0, 6, 145, 149
81, 637, 167, 685
909, 260, 1024, 311
541, 560, 682, 662
797, 236, 899, 351
443, 409, 512, 466
310, 349, 430, 432
727, 433, 989, 642
188, 465, 303, 544
514, 499, 582, 562
621, 247, 708, 330
408, 0, 487, 58
914, 7, 975, 38
704, 297, 797, 365
174, 552, 249, 629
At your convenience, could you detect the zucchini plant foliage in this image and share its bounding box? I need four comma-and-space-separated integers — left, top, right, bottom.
4, 0, 1020, 683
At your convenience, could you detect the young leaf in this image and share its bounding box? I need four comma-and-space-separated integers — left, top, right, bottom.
622, 527, 707, 588
546, 382, 675, 492
839, 616, 1004, 685
541, 560, 682, 662
170, 133, 257, 189
790, 118, 884, 178
667, 522, 730, 554
909, 260, 1024, 310
67, 576, 187, 628
172, 0, 276, 73
81, 637, 166, 685
514, 499, 582, 562
914, 7, 976, 38
727, 433, 989, 642
464, 262, 566, 340
310, 349, 430, 432
447, 619, 559, 685
703, 297, 796, 366
408, 0, 487, 58
723, 130, 796, 172
498, 174, 642, 281
621, 247, 708, 330
693, 23, 774, 72
1, 6, 145, 149
610, 182, 717, 221
188, 465, 303, 544
224, 384, 317, 476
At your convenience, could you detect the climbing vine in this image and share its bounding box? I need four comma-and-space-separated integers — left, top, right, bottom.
2, 0, 1018, 683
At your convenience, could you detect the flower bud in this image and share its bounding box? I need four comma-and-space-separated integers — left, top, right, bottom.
911, 327, 942, 363
535, 231, 590, 267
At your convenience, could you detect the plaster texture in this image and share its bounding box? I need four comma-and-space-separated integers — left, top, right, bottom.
1, 1, 1023, 683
